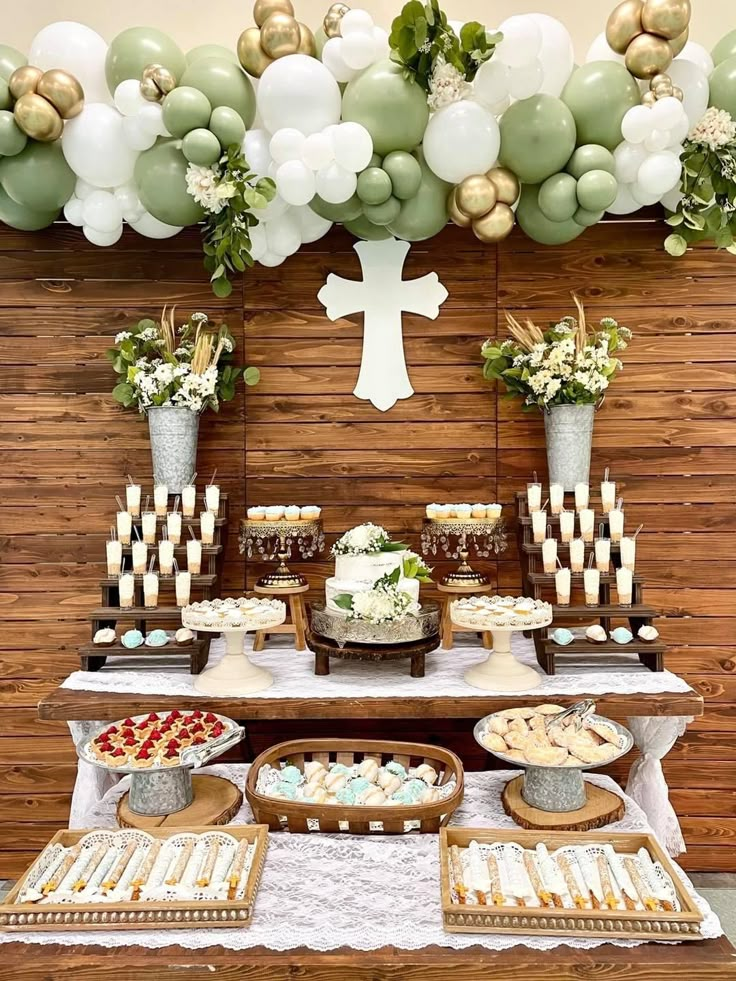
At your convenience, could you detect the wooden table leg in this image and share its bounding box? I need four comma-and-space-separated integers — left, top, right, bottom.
314, 651, 330, 675
440, 598, 453, 650
252, 630, 266, 652
291, 595, 307, 651
410, 651, 425, 678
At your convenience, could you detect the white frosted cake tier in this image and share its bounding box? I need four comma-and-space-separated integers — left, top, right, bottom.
183, 596, 286, 631
325, 576, 420, 614
451, 595, 553, 631
334, 550, 407, 583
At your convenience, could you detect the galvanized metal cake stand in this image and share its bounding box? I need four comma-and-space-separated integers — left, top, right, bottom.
240, 517, 325, 589
420, 517, 507, 587
451, 606, 553, 691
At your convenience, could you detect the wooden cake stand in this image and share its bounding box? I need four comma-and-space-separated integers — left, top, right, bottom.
253, 583, 309, 652
117, 774, 243, 829
307, 630, 439, 678
437, 582, 494, 650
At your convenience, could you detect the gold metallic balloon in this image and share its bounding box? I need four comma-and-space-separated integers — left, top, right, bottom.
13, 92, 63, 142
641, 90, 657, 106
297, 22, 317, 56
672, 85, 684, 101
456, 175, 496, 219
8, 65, 43, 100
260, 12, 301, 59
605, 0, 644, 55
641, 0, 691, 40
653, 80, 673, 97
447, 189, 471, 228
487, 166, 520, 206
140, 64, 176, 103
625, 31, 673, 78
669, 26, 688, 56
237, 28, 274, 77
36, 69, 84, 119
323, 2, 350, 38
472, 203, 515, 244
253, 0, 294, 28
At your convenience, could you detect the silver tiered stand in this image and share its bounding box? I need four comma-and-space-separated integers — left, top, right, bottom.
420, 516, 507, 587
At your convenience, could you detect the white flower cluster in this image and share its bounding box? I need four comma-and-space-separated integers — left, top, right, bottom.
332, 522, 392, 555
185, 163, 237, 215
114, 330, 132, 343
514, 332, 622, 406
130, 361, 218, 413
427, 56, 472, 110
689, 106, 736, 150
351, 582, 420, 623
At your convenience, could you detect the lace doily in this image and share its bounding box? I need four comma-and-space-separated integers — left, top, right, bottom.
0, 767, 719, 953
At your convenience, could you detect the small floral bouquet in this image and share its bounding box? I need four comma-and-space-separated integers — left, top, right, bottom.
333, 578, 421, 623
107, 307, 260, 414
401, 551, 433, 582
332, 523, 408, 556
665, 106, 736, 256
186, 144, 276, 298
481, 296, 631, 411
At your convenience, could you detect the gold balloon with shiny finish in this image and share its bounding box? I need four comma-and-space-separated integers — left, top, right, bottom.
669, 26, 688, 56
641, 90, 657, 106
13, 92, 63, 142
605, 0, 644, 54
473, 203, 515, 244
672, 85, 684, 101
323, 2, 350, 38
253, 0, 294, 28
625, 31, 673, 78
140, 64, 176, 103
641, 0, 691, 40
297, 22, 317, 56
486, 167, 520, 207
260, 11, 302, 58
36, 69, 84, 119
237, 27, 274, 77
8, 65, 43, 100
456, 174, 496, 219
447, 189, 471, 228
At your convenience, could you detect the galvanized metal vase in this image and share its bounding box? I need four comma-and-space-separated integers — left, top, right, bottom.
147, 406, 199, 494
544, 403, 595, 491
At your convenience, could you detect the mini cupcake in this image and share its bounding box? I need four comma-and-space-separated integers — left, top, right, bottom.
447, 504, 459, 518
456, 503, 472, 519
265, 505, 284, 521
93, 628, 116, 647
300, 505, 321, 519
471, 503, 487, 519
486, 503, 502, 519
247, 506, 265, 521
426, 503, 439, 519
611, 627, 634, 645
175, 627, 194, 646
145, 629, 169, 647
436, 503, 450, 519
121, 629, 144, 649
284, 505, 301, 521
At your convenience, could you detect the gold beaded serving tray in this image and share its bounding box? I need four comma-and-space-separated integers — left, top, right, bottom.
0, 825, 268, 933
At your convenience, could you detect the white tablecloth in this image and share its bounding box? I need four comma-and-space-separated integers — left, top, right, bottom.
0, 768, 721, 954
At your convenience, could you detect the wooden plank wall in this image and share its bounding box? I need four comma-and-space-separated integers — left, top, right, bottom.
0, 217, 734, 874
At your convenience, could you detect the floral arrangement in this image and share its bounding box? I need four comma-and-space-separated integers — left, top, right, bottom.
388, 0, 500, 100
107, 308, 260, 414
333, 578, 421, 622
401, 551, 433, 582
481, 297, 632, 411
665, 107, 736, 257
332, 523, 408, 556
186, 144, 276, 298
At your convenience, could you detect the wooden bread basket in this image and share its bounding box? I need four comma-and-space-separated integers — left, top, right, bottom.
245, 739, 464, 834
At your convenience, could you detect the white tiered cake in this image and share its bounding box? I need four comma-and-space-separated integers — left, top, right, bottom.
326, 524, 421, 614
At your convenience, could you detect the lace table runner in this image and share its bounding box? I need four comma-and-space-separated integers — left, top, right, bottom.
0, 768, 720, 954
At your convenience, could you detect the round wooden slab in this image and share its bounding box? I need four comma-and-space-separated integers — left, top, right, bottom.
117, 775, 242, 829
501, 774, 625, 831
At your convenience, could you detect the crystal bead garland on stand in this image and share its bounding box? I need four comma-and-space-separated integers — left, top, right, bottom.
420, 516, 507, 587
240, 517, 325, 589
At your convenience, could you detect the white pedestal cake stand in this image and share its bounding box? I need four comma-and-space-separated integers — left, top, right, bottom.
186, 610, 286, 696
451, 609, 553, 692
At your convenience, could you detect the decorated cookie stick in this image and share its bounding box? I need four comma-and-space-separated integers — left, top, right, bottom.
523, 852, 552, 907
624, 857, 658, 911
486, 852, 504, 906
227, 839, 250, 901
603, 844, 638, 910
166, 840, 195, 886
196, 841, 220, 888
449, 845, 467, 904
596, 854, 619, 910
102, 842, 138, 893
72, 844, 108, 893
467, 840, 489, 905
40, 845, 81, 896
130, 841, 162, 901
557, 853, 586, 909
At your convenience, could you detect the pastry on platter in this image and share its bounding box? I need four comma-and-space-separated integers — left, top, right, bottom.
85, 711, 233, 770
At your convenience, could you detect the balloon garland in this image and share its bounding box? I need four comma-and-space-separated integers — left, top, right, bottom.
1, 0, 736, 288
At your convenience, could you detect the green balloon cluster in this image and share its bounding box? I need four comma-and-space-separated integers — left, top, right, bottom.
499, 95, 576, 185
709, 56, 736, 117
561, 62, 640, 152
537, 144, 617, 229
135, 140, 206, 226
105, 26, 187, 95
516, 183, 586, 246
0, 141, 74, 230
0, 44, 26, 112
0, 110, 27, 157
712, 29, 736, 67
354, 150, 422, 226
341, 60, 429, 157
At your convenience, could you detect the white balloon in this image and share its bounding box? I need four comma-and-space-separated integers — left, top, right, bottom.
496, 15, 542, 67
74, 177, 97, 200
660, 185, 684, 212
114, 183, 145, 222
258, 54, 341, 136
423, 100, 500, 183
621, 105, 652, 144
667, 114, 690, 145
121, 115, 157, 151
114, 80, 147, 117
651, 96, 686, 131
63, 104, 137, 188
266, 213, 302, 256
507, 60, 543, 100
315, 161, 357, 203
249, 223, 268, 261
585, 31, 625, 64
631, 182, 663, 205
84, 223, 123, 247
129, 211, 183, 239
321, 37, 355, 83
637, 150, 682, 196
82, 189, 123, 233
293, 203, 332, 243
300, 131, 334, 170
676, 42, 714, 78
276, 159, 316, 206
258, 250, 286, 267
137, 103, 168, 137
667, 59, 709, 128
473, 59, 511, 109
242, 129, 272, 177
331, 121, 373, 172
341, 32, 376, 71
644, 128, 670, 152
260, 193, 289, 222
340, 9, 374, 36
529, 13, 574, 96
371, 26, 390, 59
29, 21, 109, 103
270, 128, 306, 165
607, 183, 642, 214
614, 142, 647, 183
63, 197, 84, 226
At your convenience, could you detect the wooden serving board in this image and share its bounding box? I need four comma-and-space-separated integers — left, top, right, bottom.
501, 775, 625, 831
117, 775, 242, 829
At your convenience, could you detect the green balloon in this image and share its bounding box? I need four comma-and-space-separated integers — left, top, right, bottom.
368, 152, 382, 168
363, 195, 401, 226
382, 150, 422, 200
574, 205, 605, 227
386, 150, 450, 242
538, 173, 578, 222
561, 62, 640, 151
182, 128, 222, 165
516, 183, 585, 245
186, 44, 238, 65
209, 106, 246, 148
180, 57, 255, 129
499, 95, 576, 184
0, 111, 27, 157
162, 86, 212, 139
357, 166, 392, 205
0, 79, 10, 111
567, 143, 616, 178
134, 140, 206, 226
309, 193, 363, 222
0, 44, 26, 82
709, 56, 736, 117
576, 169, 618, 211
105, 27, 186, 94
314, 27, 328, 59
344, 214, 392, 240
342, 59, 429, 156
0, 185, 58, 230
0, 141, 74, 211
712, 29, 736, 66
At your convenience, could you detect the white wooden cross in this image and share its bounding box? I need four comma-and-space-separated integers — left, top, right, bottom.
317, 238, 448, 412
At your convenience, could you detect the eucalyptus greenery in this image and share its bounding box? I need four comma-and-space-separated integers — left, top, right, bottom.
388, 0, 501, 92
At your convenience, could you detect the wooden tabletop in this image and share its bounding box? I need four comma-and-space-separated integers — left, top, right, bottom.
1, 935, 735, 980
37, 684, 704, 722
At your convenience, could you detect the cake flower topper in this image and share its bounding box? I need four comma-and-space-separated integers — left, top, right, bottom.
331, 522, 408, 556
